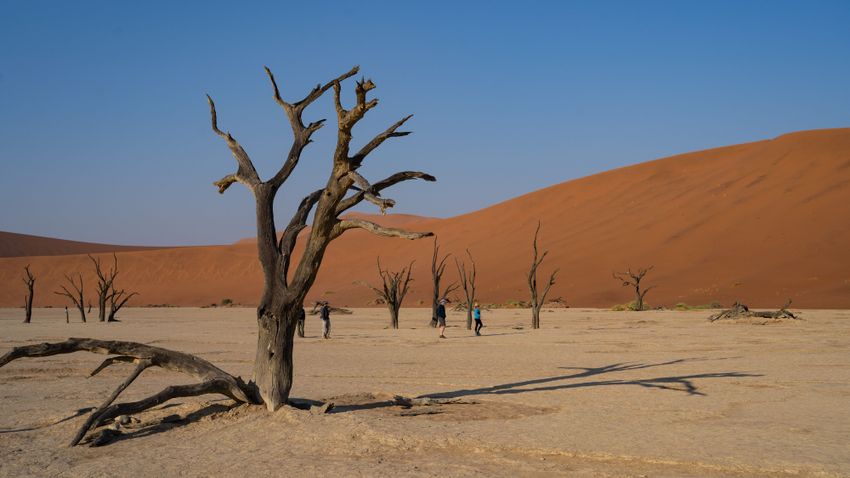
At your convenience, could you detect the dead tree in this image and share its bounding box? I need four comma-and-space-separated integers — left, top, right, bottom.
54, 273, 86, 323
708, 300, 799, 322
455, 250, 477, 330
430, 237, 458, 327
107, 286, 138, 322
90, 254, 118, 322
612, 266, 655, 311
363, 258, 414, 329
22, 265, 35, 323
528, 222, 558, 329
0, 66, 436, 445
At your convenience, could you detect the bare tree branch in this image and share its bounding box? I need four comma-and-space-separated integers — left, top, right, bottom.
206, 94, 261, 192
350, 115, 414, 168
331, 218, 433, 240
336, 171, 436, 215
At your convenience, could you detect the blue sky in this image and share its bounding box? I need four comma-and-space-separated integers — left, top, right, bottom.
1, 1, 848, 245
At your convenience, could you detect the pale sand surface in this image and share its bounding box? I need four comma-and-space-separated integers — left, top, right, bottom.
1, 307, 848, 477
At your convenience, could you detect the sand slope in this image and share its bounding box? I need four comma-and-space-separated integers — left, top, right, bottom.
1, 128, 849, 308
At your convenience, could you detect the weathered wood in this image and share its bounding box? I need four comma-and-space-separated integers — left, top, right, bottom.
708, 300, 799, 322
612, 266, 655, 311
22, 265, 35, 323
207, 66, 435, 410
0, 338, 257, 445
528, 222, 558, 329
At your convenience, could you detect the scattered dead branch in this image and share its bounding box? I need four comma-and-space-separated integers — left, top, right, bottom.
0, 338, 257, 446
708, 300, 800, 323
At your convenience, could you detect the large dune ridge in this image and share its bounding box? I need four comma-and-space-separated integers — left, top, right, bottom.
1, 128, 849, 309
0, 231, 162, 258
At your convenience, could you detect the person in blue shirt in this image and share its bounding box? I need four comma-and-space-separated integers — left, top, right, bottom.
473, 302, 484, 336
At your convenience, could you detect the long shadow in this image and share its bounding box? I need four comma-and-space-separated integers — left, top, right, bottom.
333, 358, 761, 413
422, 358, 760, 399
0, 407, 95, 434
101, 402, 240, 445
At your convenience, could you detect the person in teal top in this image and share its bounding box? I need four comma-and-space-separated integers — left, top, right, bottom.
473, 302, 484, 336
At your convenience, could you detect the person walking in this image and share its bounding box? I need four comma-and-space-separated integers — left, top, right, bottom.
473, 302, 484, 336
320, 302, 331, 339
436, 298, 447, 339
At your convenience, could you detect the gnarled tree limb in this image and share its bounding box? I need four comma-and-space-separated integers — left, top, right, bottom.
331, 218, 433, 240
0, 338, 257, 446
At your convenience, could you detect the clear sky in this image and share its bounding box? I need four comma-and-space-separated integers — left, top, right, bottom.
1, 1, 849, 245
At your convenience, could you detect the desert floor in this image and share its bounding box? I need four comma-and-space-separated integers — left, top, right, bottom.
1, 307, 848, 477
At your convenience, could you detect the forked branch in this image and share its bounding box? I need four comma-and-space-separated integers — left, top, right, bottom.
0, 338, 257, 446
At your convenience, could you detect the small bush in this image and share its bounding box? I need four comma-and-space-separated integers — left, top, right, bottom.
221, 298, 233, 306
612, 300, 646, 311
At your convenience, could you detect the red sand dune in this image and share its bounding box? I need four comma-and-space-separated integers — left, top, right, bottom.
0, 231, 161, 258
2, 128, 849, 309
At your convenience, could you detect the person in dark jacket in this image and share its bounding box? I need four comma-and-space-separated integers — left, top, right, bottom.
436, 299, 447, 339
320, 302, 331, 339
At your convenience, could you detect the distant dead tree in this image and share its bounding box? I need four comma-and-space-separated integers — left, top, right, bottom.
708, 300, 799, 322
528, 222, 558, 329
430, 237, 458, 327
455, 250, 477, 330
0, 65, 436, 446
90, 254, 118, 322
363, 258, 414, 329
612, 266, 655, 311
106, 286, 138, 322
22, 265, 35, 324
54, 273, 86, 323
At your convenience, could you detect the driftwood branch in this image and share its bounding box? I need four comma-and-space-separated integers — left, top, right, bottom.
0, 338, 257, 446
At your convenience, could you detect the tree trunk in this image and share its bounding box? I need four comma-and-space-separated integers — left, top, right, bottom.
252, 299, 299, 411
466, 308, 473, 330
635, 288, 643, 311
98, 293, 107, 322
531, 305, 541, 329
389, 304, 399, 329
78, 304, 87, 323
24, 293, 33, 324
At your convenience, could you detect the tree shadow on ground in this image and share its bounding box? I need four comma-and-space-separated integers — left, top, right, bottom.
333, 357, 761, 413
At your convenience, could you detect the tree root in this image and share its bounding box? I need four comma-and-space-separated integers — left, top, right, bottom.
708, 300, 800, 322
0, 338, 258, 446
